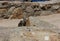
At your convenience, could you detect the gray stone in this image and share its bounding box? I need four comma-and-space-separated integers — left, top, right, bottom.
9, 26, 59, 41
52, 5, 60, 9
25, 6, 34, 16
25, 6, 34, 13
7, 6, 15, 15
34, 11, 41, 16
40, 11, 53, 16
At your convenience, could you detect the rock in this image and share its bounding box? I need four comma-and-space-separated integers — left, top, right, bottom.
41, 4, 51, 10
24, 3, 31, 6
32, 3, 40, 10
21, 3, 26, 10
52, 5, 60, 10
25, 6, 34, 16
34, 7, 40, 11
7, 6, 15, 15
10, 7, 23, 19
9, 27, 58, 41
0, 9, 7, 19
0, 9, 7, 14
25, 6, 34, 13
51, 5, 60, 12
56, 8, 60, 13
5, 6, 16, 19
29, 17, 57, 30
2, 2, 9, 6
34, 11, 41, 16
40, 11, 53, 16
0, 2, 60, 19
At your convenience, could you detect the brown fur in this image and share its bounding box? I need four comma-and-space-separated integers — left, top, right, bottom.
26, 18, 30, 26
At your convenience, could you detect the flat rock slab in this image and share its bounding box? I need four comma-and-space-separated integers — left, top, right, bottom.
39, 14, 60, 28
9, 27, 59, 41
29, 16, 57, 29
0, 26, 59, 41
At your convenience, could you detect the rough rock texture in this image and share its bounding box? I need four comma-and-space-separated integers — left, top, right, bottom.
0, 26, 59, 41
25, 6, 34, 16
40, 11, 53, 16
0, 2, 60, 41
0, 15, 59, 41
0, 2, 60, 19
0, 9, 7, 17
10, 7, 23, 19
8, 27, 59, 41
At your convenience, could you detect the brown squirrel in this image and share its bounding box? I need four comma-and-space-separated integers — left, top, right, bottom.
18, 18, 30, 27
